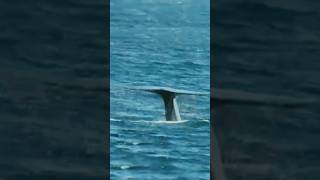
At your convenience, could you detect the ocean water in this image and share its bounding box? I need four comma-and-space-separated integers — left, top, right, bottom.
213, 0, 320, 179
1, 0, 319, 179
110, 0, 210, 179
0, 0, 108, 179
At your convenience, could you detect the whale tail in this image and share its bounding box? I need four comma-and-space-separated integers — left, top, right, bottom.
132, 86, 208, 121
149, 89, 181, 121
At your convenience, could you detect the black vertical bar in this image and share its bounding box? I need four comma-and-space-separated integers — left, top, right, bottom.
106, 0, 110, 179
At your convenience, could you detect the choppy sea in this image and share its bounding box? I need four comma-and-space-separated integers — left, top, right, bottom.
111, 0, 210, 179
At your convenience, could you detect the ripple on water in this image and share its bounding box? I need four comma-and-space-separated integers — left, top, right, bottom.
110, 0, 210, 179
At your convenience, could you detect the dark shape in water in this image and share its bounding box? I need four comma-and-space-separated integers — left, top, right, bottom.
132, 86, 208, 121
212, 89, 315, 107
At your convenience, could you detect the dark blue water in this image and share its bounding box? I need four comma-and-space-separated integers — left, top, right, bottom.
111, 0, 210, 179
0, 1, 108, 179
213, 0, 320, 179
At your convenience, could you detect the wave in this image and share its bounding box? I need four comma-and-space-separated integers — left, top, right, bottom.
152, 120, 190, 124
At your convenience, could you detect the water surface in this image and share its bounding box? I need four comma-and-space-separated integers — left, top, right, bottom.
111, 0, 210, 179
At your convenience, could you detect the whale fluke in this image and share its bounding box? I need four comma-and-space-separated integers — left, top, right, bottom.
151, 89, 181, 121
132, 86, 208, 121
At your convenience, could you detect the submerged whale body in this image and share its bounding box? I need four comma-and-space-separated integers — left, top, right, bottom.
212, 89, 314, 107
